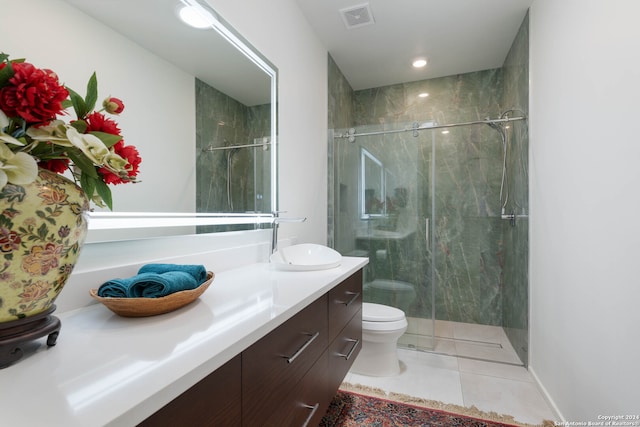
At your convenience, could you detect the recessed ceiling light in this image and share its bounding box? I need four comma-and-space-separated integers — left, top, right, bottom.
441, 130, 449, 134
412, 58, 427, 68
418, 92, 429, 98
176, 3, 214, 29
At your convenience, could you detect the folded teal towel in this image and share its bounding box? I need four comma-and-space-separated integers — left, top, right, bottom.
97, 279, 133, 298
138, 263, 208, 284
130, 271, 198, 298
97, 271, 199, 298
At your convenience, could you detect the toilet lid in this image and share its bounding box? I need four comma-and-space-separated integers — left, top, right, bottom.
362, 302, 406, 322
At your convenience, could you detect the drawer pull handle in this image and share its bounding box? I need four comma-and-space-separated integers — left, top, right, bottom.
340, 291, 360, 307
285, 331, 320, 364
337, 338, 360, 360
301, 403, 320, 427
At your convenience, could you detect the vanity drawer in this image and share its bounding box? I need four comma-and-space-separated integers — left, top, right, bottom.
328, 269, 363, 340
242, 295, 328, 427
328, 309, 362, 393
262, 350, 330, 427
138, 355, 241, 427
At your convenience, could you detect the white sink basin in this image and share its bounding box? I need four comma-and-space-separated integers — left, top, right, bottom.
270, 243, 342, 271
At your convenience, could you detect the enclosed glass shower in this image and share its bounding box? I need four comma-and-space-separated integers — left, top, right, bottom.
329, 113, 528, 366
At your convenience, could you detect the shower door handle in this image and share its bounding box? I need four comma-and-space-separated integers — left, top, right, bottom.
425, 217, 429, 244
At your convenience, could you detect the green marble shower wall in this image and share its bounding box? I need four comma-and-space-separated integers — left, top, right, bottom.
352, 69, 505, 327
501, 12, 530, 365
328, 12, 529, 363
195, 78, 272, 221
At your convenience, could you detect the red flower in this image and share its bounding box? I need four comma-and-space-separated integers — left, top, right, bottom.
38, 158, 70, 174
85, 111, 121, 136
99, 141, 141, 185
103, 97, 125, 114
0, 62, 69, 123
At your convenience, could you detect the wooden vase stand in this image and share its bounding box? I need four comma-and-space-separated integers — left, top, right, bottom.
0, 306, 61, 369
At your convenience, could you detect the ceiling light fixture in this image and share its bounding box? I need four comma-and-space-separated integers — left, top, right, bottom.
176, 2, 214, 29
418, 92, 429, 98
412, 58, 427, 68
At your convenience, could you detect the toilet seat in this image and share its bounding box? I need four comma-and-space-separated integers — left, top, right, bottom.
363, 302, 405, 322
362, 319, 408, 331
362, 303, 408, 332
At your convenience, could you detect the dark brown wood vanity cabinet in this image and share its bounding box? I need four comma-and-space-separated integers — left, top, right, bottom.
138, 354, 242, 427
139, 269, 362, 427
327, 269, 363, 394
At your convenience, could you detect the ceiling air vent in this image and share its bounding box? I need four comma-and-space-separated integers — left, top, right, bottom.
340, 3, 375, 30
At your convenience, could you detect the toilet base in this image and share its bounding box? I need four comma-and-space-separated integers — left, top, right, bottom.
350, 339, 402, 377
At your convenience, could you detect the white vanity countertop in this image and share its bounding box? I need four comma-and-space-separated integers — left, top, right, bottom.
0, 257, 367, 427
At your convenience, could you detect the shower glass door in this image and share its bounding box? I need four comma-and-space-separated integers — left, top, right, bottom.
430, 123, 505, 325
331, 122, 436, 351
331, 116, 527, 365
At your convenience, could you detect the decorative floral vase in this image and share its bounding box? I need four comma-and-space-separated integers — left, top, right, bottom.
0, 169, 89, 367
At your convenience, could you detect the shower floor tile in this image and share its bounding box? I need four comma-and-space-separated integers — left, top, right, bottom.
401, 318, 522, 365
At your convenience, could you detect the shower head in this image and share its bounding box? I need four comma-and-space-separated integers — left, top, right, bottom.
484, 118, 506, 141
484, 118, 503, 132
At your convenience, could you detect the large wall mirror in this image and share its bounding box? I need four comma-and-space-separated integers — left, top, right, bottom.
2, 0, 278, 241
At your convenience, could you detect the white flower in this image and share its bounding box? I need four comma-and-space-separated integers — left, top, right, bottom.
0, 142, 39, 189
0, 110, 25, 147
26, 120, 74, 146
66, 127, 109, 165
102, 151, 129, 174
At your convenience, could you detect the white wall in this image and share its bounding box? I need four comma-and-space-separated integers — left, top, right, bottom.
207, 0, 329, 245
1, 0, 196, 215
529, 0, 640, 420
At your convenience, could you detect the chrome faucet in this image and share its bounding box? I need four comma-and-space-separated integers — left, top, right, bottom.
271, 211, 307, 255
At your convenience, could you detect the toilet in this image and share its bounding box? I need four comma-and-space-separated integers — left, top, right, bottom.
351, 302, 408, 376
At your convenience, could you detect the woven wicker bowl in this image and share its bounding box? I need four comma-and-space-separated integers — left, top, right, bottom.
90, 271, 215, 317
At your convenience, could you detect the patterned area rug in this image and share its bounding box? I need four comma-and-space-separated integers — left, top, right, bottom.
319, 390, 521, 427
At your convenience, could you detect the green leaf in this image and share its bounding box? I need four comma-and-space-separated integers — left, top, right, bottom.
70, 119, 88, 134
66, 87, 88, 119
85, 72, 98, 113
0, 61, 14, 87
80, 171, 96, 200
0, 53, 9, 63
94, 178, 113, 211
66, 148, 100, 179
89, 131, 122, 148
67, 89, 87, 118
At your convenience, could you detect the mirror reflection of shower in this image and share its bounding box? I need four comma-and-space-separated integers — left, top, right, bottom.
201, 137, 271, 213
225, 140, 241, 211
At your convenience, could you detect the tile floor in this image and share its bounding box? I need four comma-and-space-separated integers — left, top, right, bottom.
343, 319, 558, 426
